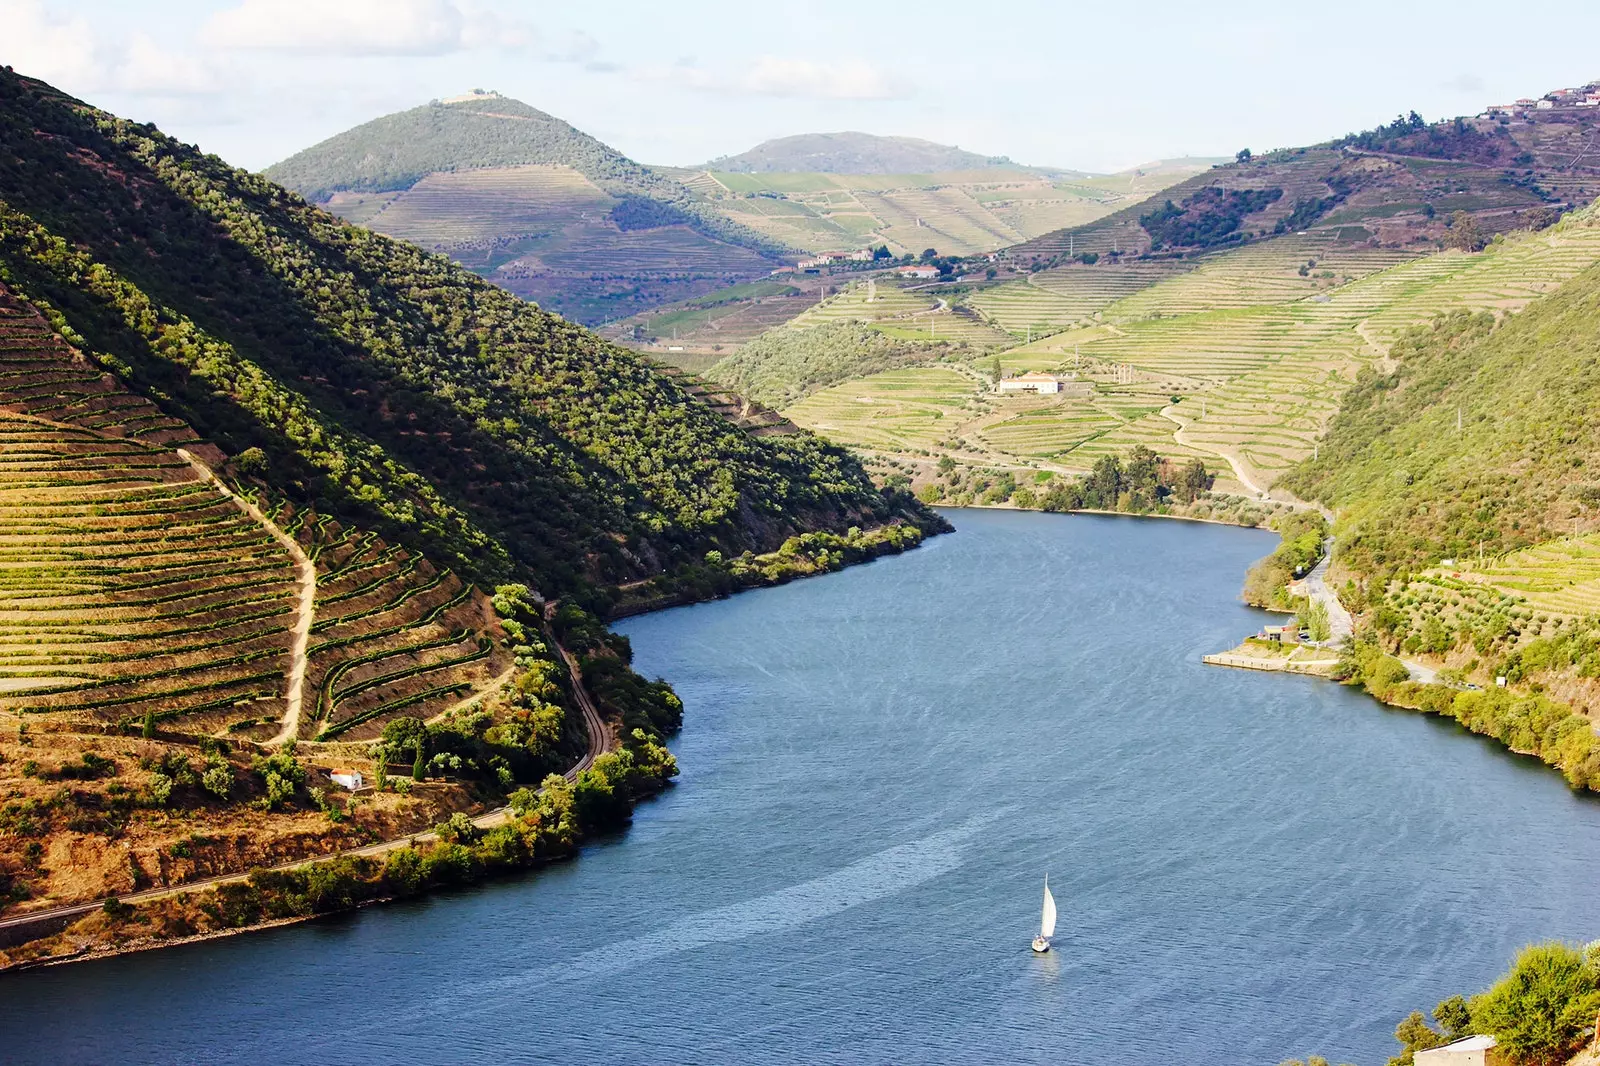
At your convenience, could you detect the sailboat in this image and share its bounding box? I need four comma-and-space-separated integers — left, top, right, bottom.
1031, 875, 1056, 954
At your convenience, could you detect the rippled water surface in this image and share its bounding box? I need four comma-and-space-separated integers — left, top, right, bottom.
5, 510, 1600, 1065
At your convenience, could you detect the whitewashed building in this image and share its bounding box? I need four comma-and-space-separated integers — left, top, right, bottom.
330, 769, 366, 791
1414, 1035, 1500, 1066
998, 372, 1065, 395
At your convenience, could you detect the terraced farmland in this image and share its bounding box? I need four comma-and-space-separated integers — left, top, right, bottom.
966, 260, 1195, 333
788, 279, 1015, 347
0, 413, 302, 727
0, 289, 505, 739
1061, 213, 1600, 489
784, 366, 984, 452
356, 165, 614, 247
298, 515, 502, 742
1455, 535, 1600, 619
672, 164, 1212, 257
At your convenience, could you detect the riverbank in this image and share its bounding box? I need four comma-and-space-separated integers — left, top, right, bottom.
0, 520, 938, 972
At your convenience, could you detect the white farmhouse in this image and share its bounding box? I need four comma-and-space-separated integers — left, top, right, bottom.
998, 372, 1065, 395
1413, 1035, 1500, 1066
330, 769, 366, 791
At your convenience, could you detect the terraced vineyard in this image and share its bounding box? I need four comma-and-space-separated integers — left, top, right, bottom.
775, 212, 1600, 504
672, 164, 1212, 257
1450, 535, 1600, 619
966, 260, 1195, 333
355, 165, 614, 249
0, 289, 504, 739
785, 366, 985, 453
1059, 214, 1600, 489
297, 514, 503, 742
787, 278, 1015, 347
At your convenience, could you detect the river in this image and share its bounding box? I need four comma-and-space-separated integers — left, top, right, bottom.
3, 510, 1599, 1064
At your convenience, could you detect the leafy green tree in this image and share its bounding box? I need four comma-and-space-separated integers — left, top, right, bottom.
1470, 941, 1600, 1065
1085, 455, 1122, 509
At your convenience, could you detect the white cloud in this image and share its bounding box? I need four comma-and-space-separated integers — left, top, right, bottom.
637, 55, 909, 101
201, 0, 465, 55
743, 56, 906, 101
0, 1, 101, 88
0, 1, 219, 96
200, 0, 563, 58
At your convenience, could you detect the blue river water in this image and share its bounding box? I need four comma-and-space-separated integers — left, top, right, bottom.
3, 509, 1599, 1065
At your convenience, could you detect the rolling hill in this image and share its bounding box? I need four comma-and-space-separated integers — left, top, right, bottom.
265, 91, 787, 323
686, 92, 1600, 516
0, 68, 938, 930
702, 132, 1027, 174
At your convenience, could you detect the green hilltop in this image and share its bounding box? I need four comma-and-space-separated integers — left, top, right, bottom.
264, 89, 775, 252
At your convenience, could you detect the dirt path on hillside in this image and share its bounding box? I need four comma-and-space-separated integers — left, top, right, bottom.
425, 667, 518, 725
0, 630, 614, 948
176, 449, 315, 747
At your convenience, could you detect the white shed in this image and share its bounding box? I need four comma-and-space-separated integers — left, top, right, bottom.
330, 769, 366, 791
1414, 1035, 1499, 1066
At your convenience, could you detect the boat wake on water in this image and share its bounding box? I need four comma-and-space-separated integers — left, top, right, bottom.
229, 808, 1012, 1061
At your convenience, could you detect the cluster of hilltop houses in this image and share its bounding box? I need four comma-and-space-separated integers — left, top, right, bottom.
1486, 83, 1600, 114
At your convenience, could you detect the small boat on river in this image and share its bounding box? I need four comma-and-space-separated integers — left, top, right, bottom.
1031, 875, 1056, 953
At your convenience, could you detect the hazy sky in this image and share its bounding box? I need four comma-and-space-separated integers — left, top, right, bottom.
6, 0, 1600, 174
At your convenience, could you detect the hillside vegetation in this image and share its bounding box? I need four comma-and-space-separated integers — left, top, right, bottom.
265, 92, 769, 250
1283, 265, 1600, 578
707, 322, 949, 408
264, 93, 786, 323
0, 70, 939, 937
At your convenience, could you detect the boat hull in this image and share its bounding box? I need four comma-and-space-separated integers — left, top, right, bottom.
1031, 936, 1051, 954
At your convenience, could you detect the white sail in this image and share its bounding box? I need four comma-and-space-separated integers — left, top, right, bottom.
1040, 877, 1057, 939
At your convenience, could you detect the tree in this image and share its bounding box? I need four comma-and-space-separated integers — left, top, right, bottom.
1236, 148, 1253, 163
1176, 458, 1212, 503
1085, 455, 1122, 508
872, 245, 891, 259
141, 710, 156, 739
1470, 941, 1600, 1066
233, 446, 268, 477
920, 247, 938, 261
1124, 445, 1160, 496
1445, 211, 1487, 252
1300, 598, 1332, 642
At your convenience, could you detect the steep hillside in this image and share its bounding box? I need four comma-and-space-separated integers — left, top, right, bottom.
1283, 268, 1600, 577
264, 92, 785, 323
704, 132, 1024, 174
0, 71, 935, 598
0, 70, 940, 939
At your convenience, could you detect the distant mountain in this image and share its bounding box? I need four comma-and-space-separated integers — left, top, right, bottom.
705, 132, 1029, 175
264, 91, 788, 323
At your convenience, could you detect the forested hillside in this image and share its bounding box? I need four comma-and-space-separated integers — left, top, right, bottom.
1283, 264, 1600, 579
0, 70, 931, 607
0, 70, 941, 939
